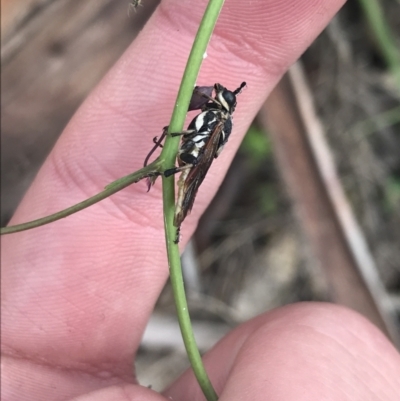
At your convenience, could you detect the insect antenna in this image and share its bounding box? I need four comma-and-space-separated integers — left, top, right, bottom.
233, 81, 247, 95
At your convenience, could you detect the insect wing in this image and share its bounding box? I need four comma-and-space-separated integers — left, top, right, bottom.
174, 121, 224, 226
188, 86, 214, 111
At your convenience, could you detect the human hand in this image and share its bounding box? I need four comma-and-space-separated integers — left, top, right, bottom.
3, 0, 400, 400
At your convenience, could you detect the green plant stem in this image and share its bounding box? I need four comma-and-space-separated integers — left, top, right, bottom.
1, 161, 162, 235
358, 0, 400, 90
161, 2, 224, 400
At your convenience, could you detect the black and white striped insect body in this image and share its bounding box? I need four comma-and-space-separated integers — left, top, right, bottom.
164, 82, 246, 241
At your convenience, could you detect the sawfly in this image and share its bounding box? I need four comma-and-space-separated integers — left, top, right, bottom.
145, 82, 246, 242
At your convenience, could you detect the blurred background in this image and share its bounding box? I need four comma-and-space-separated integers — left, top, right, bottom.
2, 0, 400, 390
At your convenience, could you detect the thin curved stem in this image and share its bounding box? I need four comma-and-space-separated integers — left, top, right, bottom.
161, 1, 224, 401
1, 160, 163, 235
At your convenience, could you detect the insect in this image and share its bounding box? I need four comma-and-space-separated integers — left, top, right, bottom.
163, 82, 247, 242
144, 82, 246, 242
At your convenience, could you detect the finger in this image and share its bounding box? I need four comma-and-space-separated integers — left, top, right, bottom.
2, 0, 345, 394
165, 303, 400, 401
67, 384, 164, 401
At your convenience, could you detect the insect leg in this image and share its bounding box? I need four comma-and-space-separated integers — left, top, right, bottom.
143, 126, 168, 167
145, 127, 194, 169
164, 149, 199, 177
164, 162, 194, 177
152, 136, 163, 147
169, 129, 195, 137
174, 226, 181, 244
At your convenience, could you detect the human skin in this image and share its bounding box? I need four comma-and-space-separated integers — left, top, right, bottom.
2, 0, 400, 400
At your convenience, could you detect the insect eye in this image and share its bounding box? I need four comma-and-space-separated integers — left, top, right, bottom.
222, 90, 236, 110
